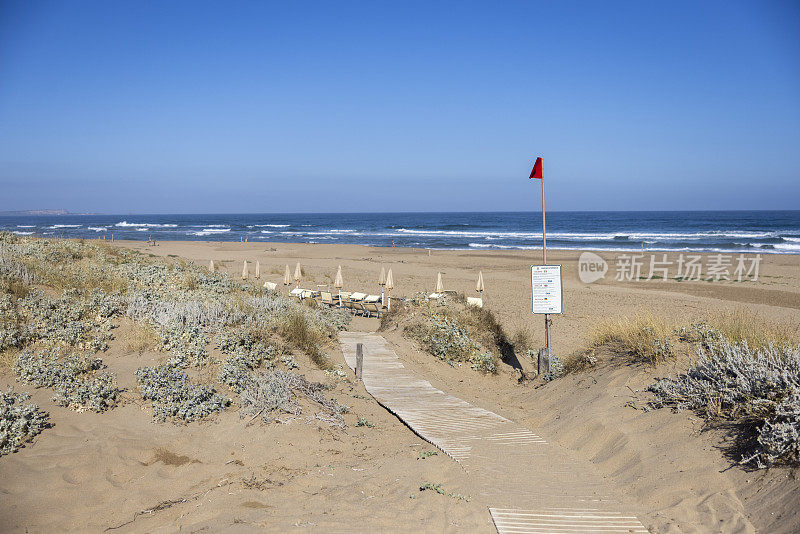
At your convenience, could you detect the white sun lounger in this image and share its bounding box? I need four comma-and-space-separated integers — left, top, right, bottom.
466, 297, 483, 308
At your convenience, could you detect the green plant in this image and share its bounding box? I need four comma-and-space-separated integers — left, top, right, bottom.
419, 482, 445, 494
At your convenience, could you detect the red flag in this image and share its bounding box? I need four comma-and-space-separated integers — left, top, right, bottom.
529, 157, 543, 179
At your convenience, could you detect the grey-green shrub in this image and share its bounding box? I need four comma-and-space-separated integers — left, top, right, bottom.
649, 340, 800, 468
14, 349, 119, 412
0, 388, 50, 456
240, 370, 347, 425
0, 294, 21, 351
135, 363, 230, 422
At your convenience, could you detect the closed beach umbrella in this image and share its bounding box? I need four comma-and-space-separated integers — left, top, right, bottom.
242, 260, 249, 280
334, 265, 343, 306
284, 265, 292, 286
334, 265, 343, 289
255, 261, 261, 279
208, 259, 215, 272
476, 271, 484, 292
435, 272, 444, 293
385, 268, 394, 310
294, 262, 302, 288
379, 266, 386, 305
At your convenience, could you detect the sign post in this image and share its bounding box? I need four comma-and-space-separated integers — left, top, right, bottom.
529, 156, 560, 369
532, 265, 562, 371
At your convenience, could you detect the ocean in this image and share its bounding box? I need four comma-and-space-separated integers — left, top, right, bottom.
2, 211, 799, 254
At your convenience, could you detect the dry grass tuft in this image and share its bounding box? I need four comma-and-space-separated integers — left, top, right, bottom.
589, 312, 676, 364
701, 308, 798, 350
1, 279, 31, 300
563, 349, 599, 374
0, 347, 19, 371
510, 327, 534, 354
578, 307, 796, 372
124, 323, 158, 356
279, 312, 330, 369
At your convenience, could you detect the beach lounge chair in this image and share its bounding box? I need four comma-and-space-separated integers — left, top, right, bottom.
428, 292, 443, 300
363, 302, 384, 318
320, 291, 336, 307
344, 299, 365, 316
343, 292, 367, 316
361, 295, 383, 318
263, 281, 277, 291
466, 296, 483, 308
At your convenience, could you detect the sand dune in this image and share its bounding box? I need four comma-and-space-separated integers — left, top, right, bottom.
2, 240, 799, 532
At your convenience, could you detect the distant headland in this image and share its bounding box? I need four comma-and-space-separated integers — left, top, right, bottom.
0, 209, 98, 216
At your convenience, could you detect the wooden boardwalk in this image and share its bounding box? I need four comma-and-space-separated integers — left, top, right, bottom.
340, 332, 650, 534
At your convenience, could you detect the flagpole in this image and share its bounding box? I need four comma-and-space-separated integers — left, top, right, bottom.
541, 169, 551, 364
541, 176, 547, 264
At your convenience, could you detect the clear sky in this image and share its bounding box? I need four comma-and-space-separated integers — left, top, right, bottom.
1, 0, 798, 213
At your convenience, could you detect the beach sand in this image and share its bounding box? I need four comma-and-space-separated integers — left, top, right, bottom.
2, 240, 799, 533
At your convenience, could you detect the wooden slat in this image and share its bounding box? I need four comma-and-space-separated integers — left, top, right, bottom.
339, 332, 650, 534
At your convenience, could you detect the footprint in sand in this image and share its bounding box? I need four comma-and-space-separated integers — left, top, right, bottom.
142, 447, 201, 467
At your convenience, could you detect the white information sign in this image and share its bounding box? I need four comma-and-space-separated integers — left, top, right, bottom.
531, 265, 563, 314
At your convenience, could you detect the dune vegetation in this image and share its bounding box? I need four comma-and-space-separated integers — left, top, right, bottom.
562, 309, 800, 468
0, 232, 350, 455
381, 292, 511, 374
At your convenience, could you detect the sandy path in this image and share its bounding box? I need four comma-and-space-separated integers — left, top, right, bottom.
340, 332, 650, 534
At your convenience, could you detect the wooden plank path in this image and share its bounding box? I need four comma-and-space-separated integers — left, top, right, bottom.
340, 332, 650, 534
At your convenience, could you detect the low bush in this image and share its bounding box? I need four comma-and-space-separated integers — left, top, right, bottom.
510, 327, 534, 354
217, 331, 279, 393
0, 294, 22, 352
135, 363, 230, 422
649, 340, 800, 468
0, 388, 50, 456
239, 370, 348, 426
14, 349, 119, 412
19, 289, 121, 353
408, 313, 498, 373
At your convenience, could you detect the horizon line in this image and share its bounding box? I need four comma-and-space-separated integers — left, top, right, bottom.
2, 208, 800, 217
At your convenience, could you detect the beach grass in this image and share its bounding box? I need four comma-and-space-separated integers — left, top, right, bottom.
123, 323, 158, 356
588, 311, 676, 364
697, 308, 798, 350
569, 307, 799, 373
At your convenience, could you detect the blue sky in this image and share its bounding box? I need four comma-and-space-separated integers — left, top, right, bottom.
1, 0, 798, 213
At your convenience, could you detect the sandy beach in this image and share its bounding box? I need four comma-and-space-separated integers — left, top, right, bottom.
1, 239, 799, 533
121, 240, 800, 358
